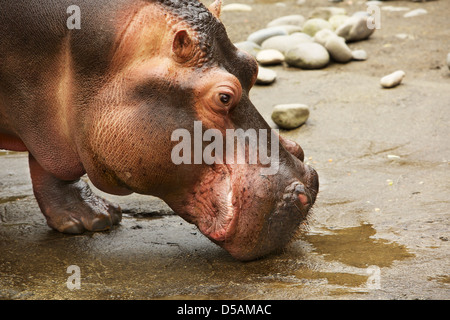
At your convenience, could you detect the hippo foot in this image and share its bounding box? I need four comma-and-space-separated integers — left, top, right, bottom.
29, 155, 122, 234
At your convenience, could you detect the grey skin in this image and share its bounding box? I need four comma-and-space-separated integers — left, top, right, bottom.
0, 0, 318, 261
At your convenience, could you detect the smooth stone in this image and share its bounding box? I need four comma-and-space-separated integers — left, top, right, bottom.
290, 32, 314, 42
285, 42, 330, 69
261, 33, 312, 55
395, 33, 415, 40
380, 70, 406, 88
329, 14, 350, 30
275, 2, 287, 8
247, 27, 289, 45
271, 104, 310, 129
256, 49, 285, 65
352, 11, 370, 18
267, 15, 306, 28
352, 49, 368, 61
335, 16, 375, 42
403, 9, 427, 18
325, 36, 353, 63
309, 7, 346, 20
277, 25, 304, 34
302, 18, 333, 37
447, 53, 450, 70
314, 29, 337, 46
366, 1, 382, 5
381, 6, 410, 12
256, 67, 277, 85
222, 4, 252, 12
234, 41, 261, 58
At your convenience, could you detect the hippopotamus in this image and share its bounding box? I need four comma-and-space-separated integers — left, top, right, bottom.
0, 0, 318, 261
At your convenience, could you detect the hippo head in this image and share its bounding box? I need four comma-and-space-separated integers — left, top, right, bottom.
77, 0, 318, 261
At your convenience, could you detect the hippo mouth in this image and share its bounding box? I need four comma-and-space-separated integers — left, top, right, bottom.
191, 162, 318, 254
168, 146, 319, 261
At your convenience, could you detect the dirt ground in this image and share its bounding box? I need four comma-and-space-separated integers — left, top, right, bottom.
0, 0, 449, 300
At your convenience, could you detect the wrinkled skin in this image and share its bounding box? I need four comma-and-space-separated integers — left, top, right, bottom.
0, 0, 318, 261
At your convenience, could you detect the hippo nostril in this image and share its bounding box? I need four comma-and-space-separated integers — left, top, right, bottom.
282, 182, 311, 210
298, 193, 309, 207
293, 183, 311, 208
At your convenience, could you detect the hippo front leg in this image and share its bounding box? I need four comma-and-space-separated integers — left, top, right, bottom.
28, 155, 122, 234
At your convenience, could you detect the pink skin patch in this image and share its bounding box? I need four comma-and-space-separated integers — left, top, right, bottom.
298, 193, 310, 208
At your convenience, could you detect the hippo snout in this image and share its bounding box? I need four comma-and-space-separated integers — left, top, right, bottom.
220, 157, 319, 261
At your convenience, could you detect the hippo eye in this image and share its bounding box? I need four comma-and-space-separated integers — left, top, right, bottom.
219, 93, 231, 105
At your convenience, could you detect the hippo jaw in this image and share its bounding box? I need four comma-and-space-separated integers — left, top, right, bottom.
166, 154, 319, 261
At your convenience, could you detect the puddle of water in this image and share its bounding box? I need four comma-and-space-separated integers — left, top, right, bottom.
302, 223, 414, 268
122, 209, 174, 220
299, 269, 368, 287
0, 150, 23, 156
0, 195, 28, 205
280, 223, 417, 294
428, 275, 450, 285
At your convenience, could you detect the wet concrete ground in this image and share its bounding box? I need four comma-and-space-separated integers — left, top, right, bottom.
1, 0, 449, 299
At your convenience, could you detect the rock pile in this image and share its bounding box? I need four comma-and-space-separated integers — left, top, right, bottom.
230, 5, 377, 129
233, 5, 377, 87
227, 2, 431, 129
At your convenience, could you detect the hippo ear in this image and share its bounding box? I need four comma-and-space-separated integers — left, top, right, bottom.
208, 0, 222, 19
172, 30, 195, 63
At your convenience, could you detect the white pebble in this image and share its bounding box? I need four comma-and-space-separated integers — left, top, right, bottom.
222, 4, 252, 12
261, 34, 312, 55
366, 1, 383, 5
267, 15, 305, 28
302, 18, 333, 37
352, 49, 368, 61
335, 16, 375, 42
395, 33, 414, 40
271, 104, 310, 129
234, 41, 261, 58
314, 29, 337, 46
247, 27, 289, 45
309, 7, 347, 20
328, 15, 350, 30
256, 49, 285, 65
285, 42, 330, 69
325, 36, 353, 63
380, 70, 406, 88
381, 6, 410, 12
256, 67, 277, 85
403, 9, 427, 18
